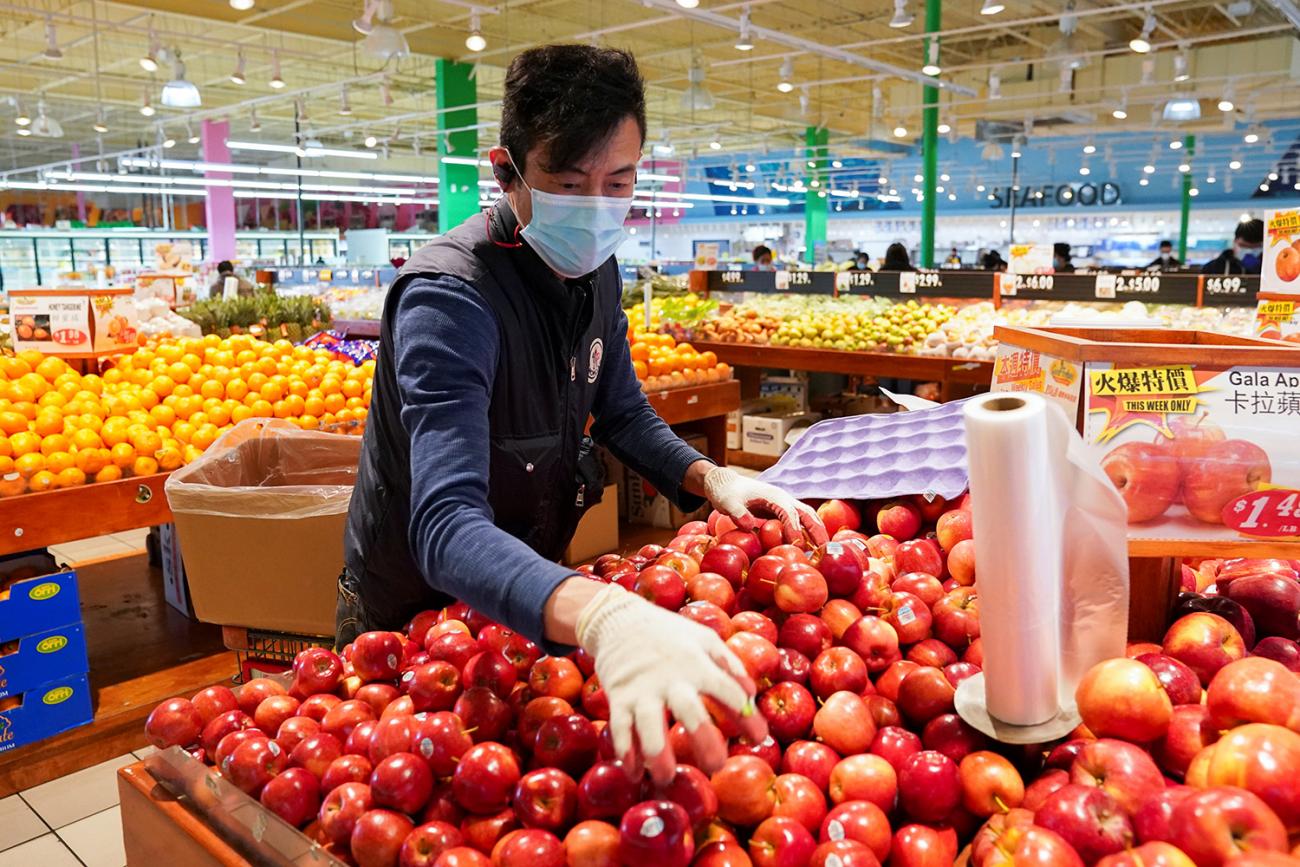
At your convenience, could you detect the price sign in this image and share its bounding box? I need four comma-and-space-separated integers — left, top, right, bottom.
836, 270, 875, 294
915, 270, 943, 290
1204, 275, 1245, 296
1014, 274, 1054, 293
1114, 274, 1161, 294
787, 270, 813, 288
719, 270, 745, 285
1224, 489, 1300, 538
899, 272, 917, 294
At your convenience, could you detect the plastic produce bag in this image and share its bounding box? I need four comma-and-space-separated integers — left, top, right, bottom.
165, 418, 360, 520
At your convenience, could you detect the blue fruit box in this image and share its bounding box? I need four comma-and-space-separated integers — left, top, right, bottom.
0, 622, 89, 700
0, 672, 94, 755
0, 551, 81, 644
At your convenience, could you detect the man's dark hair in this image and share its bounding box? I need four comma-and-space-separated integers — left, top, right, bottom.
1235, 219, 1264, 244
1159, 240, 1173, 249
499, 45, 646, 176
216, 260, 234, 274
752, 244, 772, 262
1053, 242, 1072, 260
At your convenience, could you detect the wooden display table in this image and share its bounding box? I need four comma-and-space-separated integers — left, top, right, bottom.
644, 378, 739, 465
0, 473, 172, 557
692, 341, 992, 403
118, 763, 248, 867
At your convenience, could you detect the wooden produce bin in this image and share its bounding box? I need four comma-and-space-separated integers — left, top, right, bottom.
993, 325, 1300, 639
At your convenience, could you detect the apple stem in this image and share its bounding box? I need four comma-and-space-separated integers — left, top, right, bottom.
993, 794, 1009, 814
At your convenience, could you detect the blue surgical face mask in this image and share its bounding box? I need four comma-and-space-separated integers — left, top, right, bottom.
1236, 244, 1262, 270
507, 152, 632, 279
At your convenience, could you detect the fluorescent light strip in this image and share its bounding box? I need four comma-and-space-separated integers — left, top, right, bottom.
639, 172, 680, 182
120, 157, 439, 185
441, 156, 490, 167
2, 180, 208, 196
304, 146, 379, 161
233, 190, 440, 206
636, 190, 791, 206
709, 179, 756, 190
227, 140, 380, 161
631, 199, 694, 208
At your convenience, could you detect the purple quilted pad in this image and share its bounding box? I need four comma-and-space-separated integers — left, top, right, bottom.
759, 399, 972, 501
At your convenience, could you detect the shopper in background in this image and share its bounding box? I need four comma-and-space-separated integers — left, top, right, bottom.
1053, 242, 1076, 273
849, 250, 871, 270
1146, 240, 1181, 271
1200, 219, 1264, 275
208, 261, 254, 299
882, 242, 915, 271
342, 44, 825, 785
945, 247, 962, 267
752, 244, 775, 270
981, 250, 1008, 272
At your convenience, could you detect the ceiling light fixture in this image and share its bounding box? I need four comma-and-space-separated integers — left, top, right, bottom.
161, 128, 176, 149
937, 121, 951, 134
230, 0, 255, 9
30, 100, 62, 138
889, 0, 914, 28
1143, 163, 1155, 173
1217, 81, 1235, 112
776, 58, 794, 93
13, 99, 30, 126
1243, 128, 1260, 143
681, 58, 715, 111
139, 26, 160, 71
140, 90, 155, 116
14, 127, 30, 136
269, 49, 285, 88
339, 85, 353, 115
1229, 157, 1242, 169
709, 139, 722, 150
1129, 10, 1156, 53
893, 123, 908, 138
921, 40, 941, 76
186, 122, 200, 144
364, 134, 378, 148
1172, 49, 1190, 81
42, 16, 62, 60
676, 0, 700, 7
249, 108, 261, 132
980, 0, 1005, 14
1112, 96, 1128, 119
466, 8, 487, 52
1162, 97, 1200, 121
1083, 139, 1096, 154
1178, 161, 1191, 172
735, 7, 754, 50
230, 51, 246, 84
92, 108, 108, 133
987, 69, 1001, 99
161, 50, 202, 108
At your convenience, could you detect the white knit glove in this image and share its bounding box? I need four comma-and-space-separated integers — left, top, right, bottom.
704, 466, 829, 546
577, 583, 766, 782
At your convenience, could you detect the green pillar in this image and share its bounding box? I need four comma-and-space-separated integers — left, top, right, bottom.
1178, 134, 1195, 262
804, 126, 828, 265
436, 59, 479, 233
919, 0, 941, 269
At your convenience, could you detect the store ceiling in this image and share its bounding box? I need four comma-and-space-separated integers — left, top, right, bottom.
0, 0, 1297, 175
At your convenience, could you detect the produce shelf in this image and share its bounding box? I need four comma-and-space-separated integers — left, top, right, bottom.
0, 473, 173, 557
643, 378, 739, 465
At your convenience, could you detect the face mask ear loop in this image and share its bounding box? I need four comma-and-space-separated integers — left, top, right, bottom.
488, 148, 528, 249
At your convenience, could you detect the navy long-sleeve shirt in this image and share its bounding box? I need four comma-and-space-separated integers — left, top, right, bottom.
394, 274, 707, 648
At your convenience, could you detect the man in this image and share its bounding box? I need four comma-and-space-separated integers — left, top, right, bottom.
341, 45, 825, 783
208, 261, 254, 299
1146, 240, 1181, 271
1200, 219, 1264, 275
751, 244, 774, 270
1052, 242, 1075, 273
848, 250, 871, 271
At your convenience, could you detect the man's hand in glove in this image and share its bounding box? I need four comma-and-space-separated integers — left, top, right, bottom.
701, 465, 829, 546
570, 582, 768, 785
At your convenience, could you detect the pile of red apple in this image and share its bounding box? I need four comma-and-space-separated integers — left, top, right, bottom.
143, 493, 1300, 867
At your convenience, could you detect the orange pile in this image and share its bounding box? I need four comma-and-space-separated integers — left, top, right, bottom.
0, 335, 371, 497
628, 326, 732, 393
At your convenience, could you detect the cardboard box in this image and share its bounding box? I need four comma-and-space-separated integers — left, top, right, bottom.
168, 427, 359, 637
0, 672, 94, 755
743, 411, 823, 457
727, 398, 773, 450
0, 553, 81, 644
626, 435, 711, 529
564, 484, 619, 565
760, 374, 810, 413
0, 622, 89, 699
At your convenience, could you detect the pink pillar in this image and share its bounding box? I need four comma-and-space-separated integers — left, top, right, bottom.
71, 144, 87, 224
202, 119, 237, 262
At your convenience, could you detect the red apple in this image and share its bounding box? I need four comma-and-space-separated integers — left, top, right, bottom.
654, 763, 718, 829
428, 846, 489, 866
1207, 657, 1300, 730
773, 564, 828, 614
731, 610, 779, 643
728, 734, 781, 772
492, 829, 567, 867
1135, 653, 1202, 706
1169, 786, 1288, 867
226, 736, 287, 796
533, 714, 598, 777
897, 750, 959, 823
892, 573, 944, 608
320, 781, 373, 846
618, 800, 695, 867
401, 661, 462, 713
749, 815, 815, 867
775, 648, 811, 685
1252, 636, 1300, 671
1183, 440, 1271, 524
811, 542, 867, 597
700, 544, 751, 590
1076, 657, 1173, 742
687, 574, 738, 614
880, 592, 932, 645
1155, 704, 1220, 778
894, 541, 942, 579
780, 741, 839, 792
528, 656, 582, 703
236, 678, 287, 718
758, 682, 816, 744
511, 768, 577, 832
146, 697, 204, 749
679, 601, 734, 640
889, 824, 957, 867
839, 617, 899, 676
399, 820, 464, 867
1162, 612, 1246, 685
577, 760, 642, 821
298, 693, 341, 723
1094, 841, 1194, 867
875, 501, 920, 541
1070, 738, 1166, 815
453, 687, 512, 743
712, 755, 777, 826
922, 713, 987, 764
809, 840, 880, 867
214, 728, 266, 775
818, 500, 861, 538
727, 631, 780, 688
290, 731, 343, 781
876, 660, 920, 703
932, 587, 980, 650
291, 647, 344, 698
947, 539, 976, 586
935, 510, 973, 553
561, 820, 620, 867
1023, 768, 1069, 812
201, 708, 257, 755
828, 754, 897, 812
452, 742, 521, 815
958, 750, 1024, 816
1203, 724, 1300, 830
778, 614, 832, 660
1101, 442, 1181, 523
352, 631, 404, 683
1133, 785, 1194, 844
427, 631, 478, 670
260, 766, 320, 827
322, 754, 374, 792
275, 715, 320, 755
814, 691, 875, 756
191, 685, 240, 726
821, 801, 891, 862
896, 668, 955, 727
351, 809, 415, 867
808, 648, 870, 702
1033, 784, 1134, 865
656, 552, 700, 584
944, 662, 981, 689
409, 711, 472, 776
871, 725, 922, 774
1225, 574, 1300, 641
371, 751, 434, 815
251, 695, 300, 738
460, 808, 518, 854
692, 841, 751, 867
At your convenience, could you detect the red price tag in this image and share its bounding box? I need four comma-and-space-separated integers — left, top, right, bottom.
1223, 489, 1300, 538
52, 329, 87, 346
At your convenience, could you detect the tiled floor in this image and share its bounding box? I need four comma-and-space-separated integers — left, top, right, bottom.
0, 749, 150, 867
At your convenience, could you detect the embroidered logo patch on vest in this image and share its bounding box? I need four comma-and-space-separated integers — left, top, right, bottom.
588, 338, 604, 384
